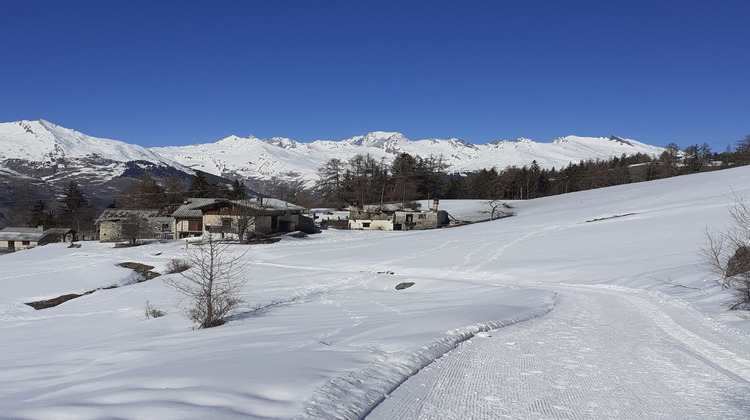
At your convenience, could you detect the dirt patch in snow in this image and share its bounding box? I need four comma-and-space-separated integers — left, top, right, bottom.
25, 285, 119, 310
117, 262, 161, 281
24, 262, 160, 310
586, 213, 637, 223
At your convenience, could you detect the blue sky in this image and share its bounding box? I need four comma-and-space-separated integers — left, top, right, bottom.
2, 0, 748, 151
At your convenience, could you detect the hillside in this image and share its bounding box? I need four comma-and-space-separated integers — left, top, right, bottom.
1, 165, 748, 418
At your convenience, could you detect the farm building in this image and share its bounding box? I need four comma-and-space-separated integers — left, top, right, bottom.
348, 199, 449, 230
172, 198, 315, 241
0, 227, 76, 252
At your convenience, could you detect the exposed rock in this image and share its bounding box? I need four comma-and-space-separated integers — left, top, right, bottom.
395, 282, 415, 290
118, 262, 160, 281
726, 246, 750, 277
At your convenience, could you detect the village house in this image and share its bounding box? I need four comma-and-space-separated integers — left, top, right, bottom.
0, 226, 76, 252
348, 199, 450, 230
171, 198, 222, 239
173, 198, 316, 240
95, 208, 172, 242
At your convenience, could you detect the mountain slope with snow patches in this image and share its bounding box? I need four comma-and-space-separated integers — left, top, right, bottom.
0, 120, 178, 165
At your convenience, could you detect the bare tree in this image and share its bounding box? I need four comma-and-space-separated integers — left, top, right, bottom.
267, 173, 308, 205
165, 234, 248, 328
701, 195, 750, 309
482, 199, 513, 220
234, 201, 255, 243
121, 213, 150, 246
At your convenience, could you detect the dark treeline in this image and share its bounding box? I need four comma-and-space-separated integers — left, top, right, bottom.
316, 136, 750, 205
7, 171, 248, 233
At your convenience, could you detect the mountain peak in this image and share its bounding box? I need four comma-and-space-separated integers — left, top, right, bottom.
341, 132, 408, 150
262, 136, 300, 149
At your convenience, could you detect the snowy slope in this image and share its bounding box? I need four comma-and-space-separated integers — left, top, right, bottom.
0, 120, 179, 165
1, 166, 749, 419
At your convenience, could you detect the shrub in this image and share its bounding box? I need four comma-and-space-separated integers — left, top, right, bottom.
166, 258, 191, 274
702, 195, 750, 309
144, 300, 166, 319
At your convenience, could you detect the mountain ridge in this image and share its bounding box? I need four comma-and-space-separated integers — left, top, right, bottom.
0, 119, 665, 190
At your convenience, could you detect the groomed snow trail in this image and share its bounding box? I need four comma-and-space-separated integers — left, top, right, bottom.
367, 285, 750, 419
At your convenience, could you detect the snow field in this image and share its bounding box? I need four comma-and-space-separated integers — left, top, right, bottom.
1, 165, 750, 418
368, 285, 750, 419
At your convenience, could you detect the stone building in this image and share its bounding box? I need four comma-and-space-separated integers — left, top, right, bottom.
348, 199, 449, 230
95, 209, 172, 242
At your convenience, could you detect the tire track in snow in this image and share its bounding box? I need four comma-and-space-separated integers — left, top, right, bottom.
296, 297, 557, 420
367, 287, 750, 420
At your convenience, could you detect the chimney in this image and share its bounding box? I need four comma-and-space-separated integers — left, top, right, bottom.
38, 225, 44, 232
431, 199, 439, 213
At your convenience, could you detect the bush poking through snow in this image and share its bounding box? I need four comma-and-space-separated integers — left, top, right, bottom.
144, 300, 166, 319
166, 258, 191, 274
165, 234, 249, 328
702, 195, 750, 309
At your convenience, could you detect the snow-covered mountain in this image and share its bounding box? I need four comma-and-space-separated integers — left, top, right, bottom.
0, 119, 665, 198
0, 119, 191, 185
0, 120, 177, 164
0, 120, 201, 216
152, 130, 665, 186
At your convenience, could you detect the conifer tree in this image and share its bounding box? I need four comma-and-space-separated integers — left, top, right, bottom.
187, 171, 212, 198
59, 181, 94, 231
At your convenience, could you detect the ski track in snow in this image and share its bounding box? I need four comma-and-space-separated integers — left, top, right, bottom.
367, 285, 750, 420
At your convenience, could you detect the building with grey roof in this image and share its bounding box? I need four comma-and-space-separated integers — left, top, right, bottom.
0, 227, 76, 252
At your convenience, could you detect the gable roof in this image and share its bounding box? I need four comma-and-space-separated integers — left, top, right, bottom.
172, 197, 307, 219
194, 198, 307, 213
95, 208, 169, 223
0, 227, 74, 242
171, 198, 224, 219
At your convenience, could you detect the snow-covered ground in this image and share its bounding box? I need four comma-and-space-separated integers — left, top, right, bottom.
2, 167, 750, 419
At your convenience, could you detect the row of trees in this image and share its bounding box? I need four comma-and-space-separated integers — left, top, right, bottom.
312, 136, 750, 206
119, 172, 246, 209
10, 171, 247, 233
315, 154, 447, 208
22, 181, 99, 233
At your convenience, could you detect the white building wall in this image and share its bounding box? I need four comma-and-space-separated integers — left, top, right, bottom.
348, 219, 394, 230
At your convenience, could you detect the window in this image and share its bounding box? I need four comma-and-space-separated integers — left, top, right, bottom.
22, 241, 30, 245
418, 214, 426, 219
362, 222, 371, 228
